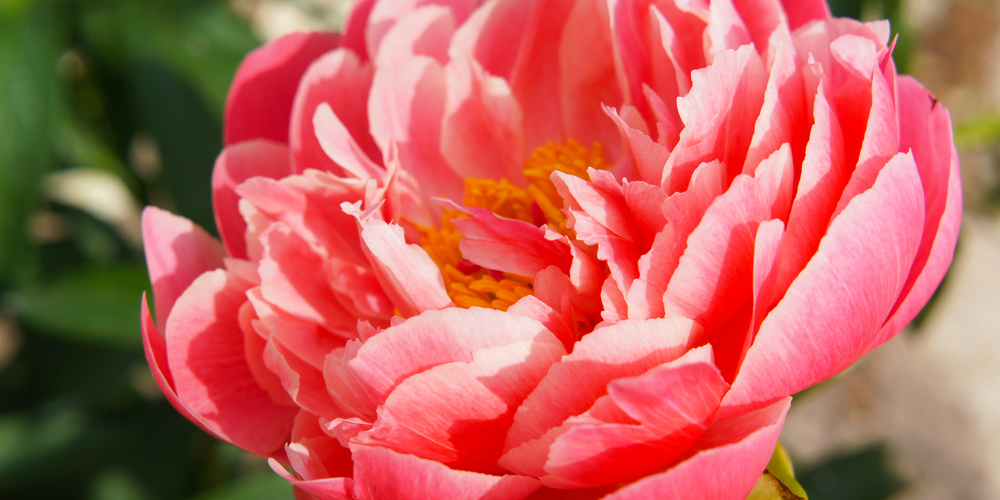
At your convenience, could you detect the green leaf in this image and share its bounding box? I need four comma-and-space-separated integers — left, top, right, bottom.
189, 472, 295, 500
0, 1, 65, 285
747, 472, 807, 500
767, 442, 809, 498
5, 265, 150, 348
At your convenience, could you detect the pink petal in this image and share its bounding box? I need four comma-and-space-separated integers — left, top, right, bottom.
722, 153, 925, 418
742, 26, 808, 176
507, 295, 576, 350
368, 56, 464, 201
374, 6, 455, 67
871, 77, 962, 349
606, 106, 669, 185
779, 0, 830, 30
264, 334, 344, 419
705, 0, 752, 55
290, 49, 379, 176
343, 0, 376, 60
166, 270, 297, 457
773, 79, 848, 298
626, 160, 726, 320
441, 56, 525, 183
240, 300, 298, 406
259, 223, 357, 333
142, 207, 225, 327
508, 0, 577, 149
539, 347, 729, 488
288, 410, 355, 480
450, 0, 535, 80
599, 397, 790, 500
662, 45, 767, 193
356, 218, 452, 317
558, 0, 622, 154
331, 308, 560, 419
450, 206, 573, 277
355, 341, 565, 473
365, 0, 476, 59
270, 459, 355, 500
225, 32, 340, 145
212, 141, 291, 259
141, 295, 218, 438
729, 0, 785, 55
502, 318, 700, 463
832, 55, 899, 217
352, 446, 541, 500
313, 103, 386, 180
663, 145, 793, 342
236, 171, 369, 266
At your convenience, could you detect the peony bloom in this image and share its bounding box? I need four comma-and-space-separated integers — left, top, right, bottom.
140, 0, 961, 498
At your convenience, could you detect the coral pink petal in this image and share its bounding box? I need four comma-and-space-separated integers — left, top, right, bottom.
833, 64, 899, 217
270, 459, 356, 500
342, 0, 376, 60
507, 295, 576, 350
540, 349, 729, 488
449, 0, 534, 80
599, 397, 791, 500
450, 206, 572, 276
240, 301, 298, 406
607, 106, 669, 186
779, 0, 830, 30
364, 0, 476, 59
165, 270, 297, 457
225, 32, 340, 145
558, 0, 621, 153
871, 78, 962, 349
774, 81, 848, 297
374, 6, 455, 67
142, 207, 225, 327
356, 218, 453, 316
662, 145, 793, 340
344, 308, 560, 411
259, 223, 357, 332
662, 46, 767, 193
503, 318, 700, 457
291, 48, 378, 175
742, 27, 808, 175
352, 446, 541, 500
141, 295, 217, 438
508, 0, 577, 149
721, 153, 925, 418
730, 0, 785, 55
212, 140, 292, 259
265, 336, 344, 419
441, 56, 525, 183
248, 288, 350, 369
313, 103, 386, 180
355, 341, 565, 473
705, 0, 752, 55
368, 56, 464, 201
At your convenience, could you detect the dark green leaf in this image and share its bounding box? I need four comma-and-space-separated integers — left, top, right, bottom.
6, 265, 150, 348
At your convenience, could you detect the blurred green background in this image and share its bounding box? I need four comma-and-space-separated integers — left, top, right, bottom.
0, 0, 990, 498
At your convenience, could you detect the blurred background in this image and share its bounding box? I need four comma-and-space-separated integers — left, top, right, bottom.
0, 0, 996, 498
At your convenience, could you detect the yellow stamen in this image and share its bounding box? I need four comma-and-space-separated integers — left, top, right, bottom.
419, 139, 609, 311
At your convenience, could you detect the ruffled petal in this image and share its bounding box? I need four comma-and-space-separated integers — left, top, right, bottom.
142, 207, 225, 327
166, 269, 297, 456
722, 152, 925, 417
352, 446, 541, 500
225, 32, 340, 145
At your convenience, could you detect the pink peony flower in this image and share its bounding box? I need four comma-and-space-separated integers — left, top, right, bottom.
140, 0, 961, 498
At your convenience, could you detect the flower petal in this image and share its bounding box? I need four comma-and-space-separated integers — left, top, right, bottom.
291, 48, 378, 176
225, 32, 340, 145
598, 397, 790, 500
142, 207, 225, 327
352, 446, 541, 500
722, 152, 925, 417
212, 140, 292, 259
166, 269, 297, 456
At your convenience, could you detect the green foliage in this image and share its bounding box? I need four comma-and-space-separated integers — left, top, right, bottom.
797, 444, 904, 500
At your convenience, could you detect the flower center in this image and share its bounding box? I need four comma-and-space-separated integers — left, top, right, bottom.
419, 139, 609, 311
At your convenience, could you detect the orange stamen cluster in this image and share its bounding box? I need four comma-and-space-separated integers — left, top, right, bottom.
419, 139, 609, 311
